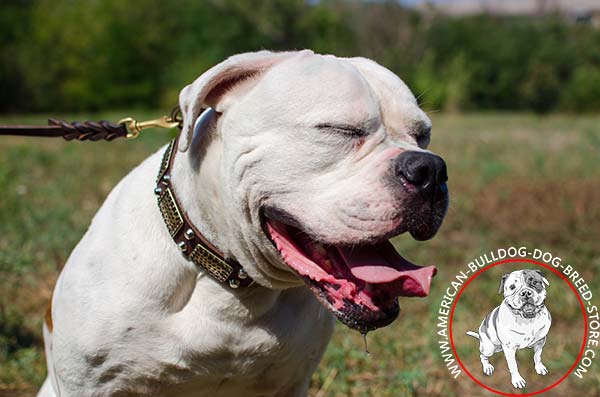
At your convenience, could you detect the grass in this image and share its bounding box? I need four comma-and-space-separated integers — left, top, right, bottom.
1, 112, 599, 396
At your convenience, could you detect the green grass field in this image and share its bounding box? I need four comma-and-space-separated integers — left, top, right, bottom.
1, 113, 599, 396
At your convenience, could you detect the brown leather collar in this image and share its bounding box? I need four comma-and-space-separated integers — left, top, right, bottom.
155, 134, 254, 288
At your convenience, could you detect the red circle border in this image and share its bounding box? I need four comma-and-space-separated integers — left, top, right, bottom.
448, 258, 589, 397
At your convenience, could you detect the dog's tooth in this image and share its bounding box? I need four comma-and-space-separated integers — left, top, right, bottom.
315, 243, 327, 256
321, 259, 333, 271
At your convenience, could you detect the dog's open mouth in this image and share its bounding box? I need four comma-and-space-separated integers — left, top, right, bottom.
263, 218, 436, 332
521, 302, 537, 317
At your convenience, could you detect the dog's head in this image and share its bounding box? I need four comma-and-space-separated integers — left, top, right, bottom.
499, 269, 549, 318
178, 50, 449, 332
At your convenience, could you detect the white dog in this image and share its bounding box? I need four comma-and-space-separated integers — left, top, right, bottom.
39, 50, 448, 396
467, 269, 551, 389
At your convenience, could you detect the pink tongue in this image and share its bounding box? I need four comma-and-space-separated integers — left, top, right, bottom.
337, 242, 437, 297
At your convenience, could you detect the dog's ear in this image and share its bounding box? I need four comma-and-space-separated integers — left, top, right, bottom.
499, 274, 509, 294
534, 269, 550, 287
177, 50, 310, 152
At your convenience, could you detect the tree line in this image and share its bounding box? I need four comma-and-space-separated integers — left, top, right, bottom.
2, 0, 599, 113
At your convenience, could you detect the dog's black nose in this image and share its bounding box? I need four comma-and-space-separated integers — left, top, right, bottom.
520, 289, 533, 298
394, 151, 448, 195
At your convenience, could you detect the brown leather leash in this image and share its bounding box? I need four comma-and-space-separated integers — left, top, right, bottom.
0, 118, 128, 140
0, 107, 183, 140
2, 106, 255, 289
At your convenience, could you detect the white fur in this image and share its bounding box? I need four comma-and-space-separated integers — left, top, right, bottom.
40, 50, 435, 396
471, 270, 552, 389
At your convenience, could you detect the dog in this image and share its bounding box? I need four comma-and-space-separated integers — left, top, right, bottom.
467, 269, 551, 389
38, 50, 449, 396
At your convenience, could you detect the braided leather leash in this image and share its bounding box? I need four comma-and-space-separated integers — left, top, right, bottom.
0, 107, 182, 140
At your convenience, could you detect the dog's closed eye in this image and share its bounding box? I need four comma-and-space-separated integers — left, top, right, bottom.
315, 123, 368, 137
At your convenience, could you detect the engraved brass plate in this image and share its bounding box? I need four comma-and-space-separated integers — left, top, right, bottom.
158, 187, 183, 237
189, 243, 233, 282
157, 140, 174, 183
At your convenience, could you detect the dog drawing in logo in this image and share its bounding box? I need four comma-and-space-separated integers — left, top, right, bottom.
466, 269, 551, 389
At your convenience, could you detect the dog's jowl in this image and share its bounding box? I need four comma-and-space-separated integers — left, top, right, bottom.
38, 50, 449, 397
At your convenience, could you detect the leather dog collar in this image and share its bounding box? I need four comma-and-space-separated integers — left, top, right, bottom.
155, 135, 254, 289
